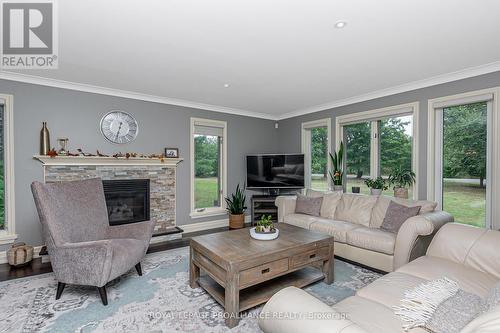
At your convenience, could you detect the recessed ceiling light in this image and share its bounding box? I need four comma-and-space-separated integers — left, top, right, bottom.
334, 21, 347, 29
223, 83, 230, 88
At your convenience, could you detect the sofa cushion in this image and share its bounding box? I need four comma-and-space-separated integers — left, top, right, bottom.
346, 227, 396, 255
333, 296, 428, 333
306, 189, 342, 219
380, 201, 421, 233
309, 218, 360, 243
370, 195, 437, 228
356, 272, 428, 309
283, 213, 318, 229
335, 193, 378, 226
396, 256, 499, 297
295, 194, 322, 216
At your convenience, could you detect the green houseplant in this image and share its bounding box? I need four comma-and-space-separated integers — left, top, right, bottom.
329, 141, 344, 192
225, 184, 247, 229
364, 177, 388, 196
388, 168, 416, 199
255, 215, 276, 234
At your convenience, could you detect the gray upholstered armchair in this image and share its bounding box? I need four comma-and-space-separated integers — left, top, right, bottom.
31, 178, 155, 305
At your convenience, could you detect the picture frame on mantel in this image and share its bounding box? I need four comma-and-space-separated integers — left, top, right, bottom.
165, 148, 179, 158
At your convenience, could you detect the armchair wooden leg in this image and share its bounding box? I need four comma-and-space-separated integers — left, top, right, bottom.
97, 286, 108, 305
56, 282, 66, 300
135, 262, 143, 276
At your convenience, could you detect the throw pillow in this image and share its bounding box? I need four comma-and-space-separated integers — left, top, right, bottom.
380, 201, 421, 233
295, 194, 323, 217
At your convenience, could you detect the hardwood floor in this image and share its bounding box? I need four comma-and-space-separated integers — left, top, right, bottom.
0, 226, 230, 282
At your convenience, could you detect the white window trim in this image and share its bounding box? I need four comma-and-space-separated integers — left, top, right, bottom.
0, 94, 16, 245
189, 117, 227, 218
335, 102, 420, 199
301, 118, 332, 190
427, 87, 500, 230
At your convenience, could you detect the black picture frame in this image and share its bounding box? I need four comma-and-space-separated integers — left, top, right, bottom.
165, 148, 179, 158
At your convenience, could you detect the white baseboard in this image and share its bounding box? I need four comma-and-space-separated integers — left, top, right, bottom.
180, 215, 251, 234
0, 245, 45, 265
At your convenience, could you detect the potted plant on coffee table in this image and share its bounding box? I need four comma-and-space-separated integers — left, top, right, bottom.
250, 214, 279, 240
329, 141, 344, 192
225, 184, 247, 229
364, 177, 388, 196
388, 167, 416, 199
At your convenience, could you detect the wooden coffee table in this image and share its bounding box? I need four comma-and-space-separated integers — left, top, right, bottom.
189, 223, 334, 327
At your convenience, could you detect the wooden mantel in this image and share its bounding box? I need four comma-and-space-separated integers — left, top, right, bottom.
33, 155, 183, 166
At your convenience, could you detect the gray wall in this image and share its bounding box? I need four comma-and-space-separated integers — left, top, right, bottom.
3, 70, 500, 248
0, 79, 280, 247
277, 71, 500, 199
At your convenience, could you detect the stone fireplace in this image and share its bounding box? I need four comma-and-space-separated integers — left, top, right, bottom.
34, 155, 183, 235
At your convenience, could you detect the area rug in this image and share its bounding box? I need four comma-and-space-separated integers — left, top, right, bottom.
0, 246, 381, 333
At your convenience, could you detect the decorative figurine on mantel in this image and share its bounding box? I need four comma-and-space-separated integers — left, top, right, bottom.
57, 138, 69, 156
39, 122, 51, 155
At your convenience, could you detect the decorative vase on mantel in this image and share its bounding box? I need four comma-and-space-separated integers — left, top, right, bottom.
39, 122, 51, 155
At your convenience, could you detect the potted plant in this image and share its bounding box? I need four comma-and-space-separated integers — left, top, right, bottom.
364, 177, 388, 196
225, 184, 247, 229
255, 215, 276, 234
329, 141, 344, 192
388, 168, 416, 199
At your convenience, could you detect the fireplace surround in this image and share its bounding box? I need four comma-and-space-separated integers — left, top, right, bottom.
34, 155, 183, 235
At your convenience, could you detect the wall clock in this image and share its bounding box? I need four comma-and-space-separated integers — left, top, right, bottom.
100, 110, 138, 144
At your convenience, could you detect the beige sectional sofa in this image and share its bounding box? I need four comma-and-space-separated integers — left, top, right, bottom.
276, 191, 453, 272
259, 223, 500, 333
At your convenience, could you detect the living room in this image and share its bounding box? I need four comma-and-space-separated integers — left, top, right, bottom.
0, 1, 500, 332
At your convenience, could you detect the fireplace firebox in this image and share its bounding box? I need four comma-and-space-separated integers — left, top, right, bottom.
102, 179, 150, 225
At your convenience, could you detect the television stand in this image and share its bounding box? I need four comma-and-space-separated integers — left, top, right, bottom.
251, 195, 278, 226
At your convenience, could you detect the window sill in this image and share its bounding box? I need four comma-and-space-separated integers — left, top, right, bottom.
0, 232, 18, 245
189, 209, 227, 219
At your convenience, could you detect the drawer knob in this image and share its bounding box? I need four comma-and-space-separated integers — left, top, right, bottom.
309, 254, 316, 259
261, 268, 270, 274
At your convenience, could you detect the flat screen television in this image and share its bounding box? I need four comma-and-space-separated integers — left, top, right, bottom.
246, 154, 304, 189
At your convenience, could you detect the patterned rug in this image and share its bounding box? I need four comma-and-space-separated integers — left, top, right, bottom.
0, 246, 381, 333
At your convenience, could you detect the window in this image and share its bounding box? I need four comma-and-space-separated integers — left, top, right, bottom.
0, 94, 15, 244
190, 118, 227, 217
336, 103, 418, 198
301, 118, 331, 191
428, 89, 500, 229
344, 121, 371, 194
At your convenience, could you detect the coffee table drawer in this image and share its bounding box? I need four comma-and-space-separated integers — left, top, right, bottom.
290, 246, 330, 268
240, 258, 289, 287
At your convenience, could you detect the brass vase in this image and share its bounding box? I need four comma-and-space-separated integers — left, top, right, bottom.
40, 122, 51, 155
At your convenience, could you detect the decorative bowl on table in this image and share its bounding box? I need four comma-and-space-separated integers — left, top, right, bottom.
250, 227, 279, 240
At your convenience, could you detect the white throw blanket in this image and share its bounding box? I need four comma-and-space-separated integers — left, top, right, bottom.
393, 277, 460, 331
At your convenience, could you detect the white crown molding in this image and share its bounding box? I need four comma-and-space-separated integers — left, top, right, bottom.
1, 61, 500, 121
0, 71, 278, 120
277, 61, 500, 120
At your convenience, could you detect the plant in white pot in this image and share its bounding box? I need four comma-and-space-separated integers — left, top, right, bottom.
364, 177, 388, 196
329, 141, 344, 192
388, 168, 416, 199
225, 184, 247, 229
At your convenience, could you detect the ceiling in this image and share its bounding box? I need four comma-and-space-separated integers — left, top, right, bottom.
2, 0, 500, 119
